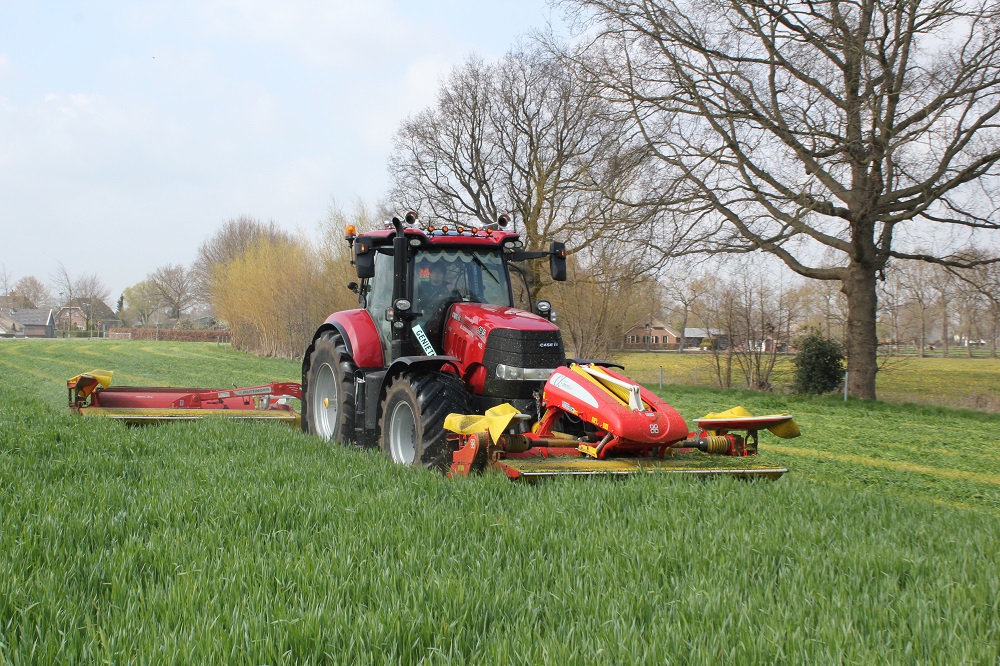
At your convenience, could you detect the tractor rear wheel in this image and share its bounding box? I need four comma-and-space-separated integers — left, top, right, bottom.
304, 331, 367, 445
379, 370, 469, 471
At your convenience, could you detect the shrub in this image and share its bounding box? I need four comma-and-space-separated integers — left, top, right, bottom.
793, 332, 845, 394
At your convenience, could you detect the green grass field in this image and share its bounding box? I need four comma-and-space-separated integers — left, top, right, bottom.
1, 340, 997, 663
614, 351, 1000, 412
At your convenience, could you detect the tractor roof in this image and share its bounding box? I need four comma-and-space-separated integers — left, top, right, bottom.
360, 226, 521, 249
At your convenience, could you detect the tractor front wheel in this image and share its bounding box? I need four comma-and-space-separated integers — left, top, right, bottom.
379, 370, 469, 471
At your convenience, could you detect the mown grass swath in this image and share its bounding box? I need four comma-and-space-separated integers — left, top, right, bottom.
0, 340, 997, 663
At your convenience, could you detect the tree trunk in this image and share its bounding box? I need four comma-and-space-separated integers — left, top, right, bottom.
678, 308, 688, 352
941, 302, 950, 357
841, 263, 878, 400
919, 314, 926, 358
991, 311, 998, 358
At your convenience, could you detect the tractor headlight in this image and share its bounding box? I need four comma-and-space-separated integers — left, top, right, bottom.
496, 364, 524, 381
496, 365, 556, 381
394, 299, 411, 311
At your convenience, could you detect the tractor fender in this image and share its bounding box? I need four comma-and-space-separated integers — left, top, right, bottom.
302, 309, 385, 380
358, 355, 463, 432
383, 355, 462, 385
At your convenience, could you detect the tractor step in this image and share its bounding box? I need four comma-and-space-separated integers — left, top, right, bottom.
492, 455, 787, 480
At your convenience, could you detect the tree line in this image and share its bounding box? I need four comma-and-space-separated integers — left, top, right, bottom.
387, 0, 1000, 401
5, 0, 1000, 398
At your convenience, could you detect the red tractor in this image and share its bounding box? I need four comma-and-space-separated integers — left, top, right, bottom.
301, 213, 798, 479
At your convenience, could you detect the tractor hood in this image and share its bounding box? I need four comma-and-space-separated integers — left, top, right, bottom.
441, 303, 564, 399
447, 302, 559, 338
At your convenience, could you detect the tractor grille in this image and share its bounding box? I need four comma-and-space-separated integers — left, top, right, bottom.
482, 328, 564, 399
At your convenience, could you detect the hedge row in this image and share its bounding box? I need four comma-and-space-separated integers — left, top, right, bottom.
108, 328, 231, 343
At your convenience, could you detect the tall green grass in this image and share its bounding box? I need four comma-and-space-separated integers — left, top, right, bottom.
0, 340, 997, 663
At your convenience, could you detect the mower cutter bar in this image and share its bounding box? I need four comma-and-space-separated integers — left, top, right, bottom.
74, 406, 301, 425
493, 455, 787, 480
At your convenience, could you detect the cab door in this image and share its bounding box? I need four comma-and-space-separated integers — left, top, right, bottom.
364, 252, 394, 366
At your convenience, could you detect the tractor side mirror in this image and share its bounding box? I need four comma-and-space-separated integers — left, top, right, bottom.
355, 238, 375, 279
549, 241, 567, 281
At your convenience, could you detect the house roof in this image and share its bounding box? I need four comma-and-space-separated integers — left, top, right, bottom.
626, 319, 681, 337
7, 308, 54, 326
684, 328, 725, 338
68, 298, 116, 320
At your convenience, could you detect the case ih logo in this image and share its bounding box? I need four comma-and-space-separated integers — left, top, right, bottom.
538, 341, 559, 348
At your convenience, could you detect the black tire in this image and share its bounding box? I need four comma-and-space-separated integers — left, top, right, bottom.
304, 332, 365, 445
379, 370, 470, 472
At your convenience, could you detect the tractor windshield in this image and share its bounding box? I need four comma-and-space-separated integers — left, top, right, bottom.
412, 249, 511, 333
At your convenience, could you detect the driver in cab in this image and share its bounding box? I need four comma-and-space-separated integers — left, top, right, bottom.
416, 259, 457, 342
419, 262, 449, 307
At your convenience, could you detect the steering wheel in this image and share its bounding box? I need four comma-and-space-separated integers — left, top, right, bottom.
454, 288, 481, 303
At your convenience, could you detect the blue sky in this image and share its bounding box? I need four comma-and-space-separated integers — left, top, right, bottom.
0, 1, 563, 301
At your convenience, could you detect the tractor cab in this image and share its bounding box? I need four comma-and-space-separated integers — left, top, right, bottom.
349, 213, 565, 366
363, 247, 515, 361
301, 212, 568, 465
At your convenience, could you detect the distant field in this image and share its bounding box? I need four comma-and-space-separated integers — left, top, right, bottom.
613, 351, 1000, 412
0, 340, 997, 663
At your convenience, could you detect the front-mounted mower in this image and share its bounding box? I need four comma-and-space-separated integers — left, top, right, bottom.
301, 212, 800, 479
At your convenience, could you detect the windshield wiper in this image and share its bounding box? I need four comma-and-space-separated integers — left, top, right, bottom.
472, 254, 500, 284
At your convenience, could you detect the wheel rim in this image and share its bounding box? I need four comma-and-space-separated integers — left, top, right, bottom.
388, 400, 417, 465
311, 361, 339, 440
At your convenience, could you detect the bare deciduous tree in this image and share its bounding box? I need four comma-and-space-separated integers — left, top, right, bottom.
555, 238, 664, 359
877, 263, 906, 355
662, 269, 710, 352
694, 263, 793, 390
50, 262, 76, 308
193, 215, 292, 306
0, 264, 13, 300
927, 266, 958, 356
11, 276, 51, 309
390, 44, 660, 298
148, 264, 195, 321
121, 280, 160, 327
897, 261, 936, 356
790, 279, 848, 343
49, 264, 109, 329
75, 273, 111, 329
564, 0, 1000, 399
947, 249, 1000, 356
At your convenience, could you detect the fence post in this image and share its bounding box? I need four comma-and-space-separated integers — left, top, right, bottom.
659, 366, 663, 389
843, 371, 849, 401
